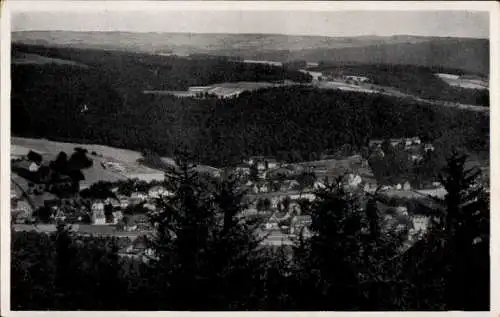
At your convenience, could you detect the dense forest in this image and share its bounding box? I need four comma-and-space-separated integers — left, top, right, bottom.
12, 61, 490, 168
313, 63, 489, 107
11, 153, 489, 310
11, 44, 312, 92
300, 38, 489, 76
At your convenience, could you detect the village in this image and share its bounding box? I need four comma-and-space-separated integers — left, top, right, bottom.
10, 135, 465, 261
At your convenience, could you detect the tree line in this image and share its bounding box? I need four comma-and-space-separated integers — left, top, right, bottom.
11, 152, 489, 310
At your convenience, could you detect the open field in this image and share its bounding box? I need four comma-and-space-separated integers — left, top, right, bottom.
435, 73, 488, 90
12, 52, 88, 68
11, 137, 165, 186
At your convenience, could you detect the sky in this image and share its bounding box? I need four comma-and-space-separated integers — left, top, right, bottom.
12, 10, 489, 39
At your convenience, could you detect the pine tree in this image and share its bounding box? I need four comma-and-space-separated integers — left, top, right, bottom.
437, 151, 489, 310
208, 175, 268, 309
291, 178, 367, 310
148, 152, 218, 310
400, 151, 489, 310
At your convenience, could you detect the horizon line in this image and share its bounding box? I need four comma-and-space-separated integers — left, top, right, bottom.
11, 29, 490, 40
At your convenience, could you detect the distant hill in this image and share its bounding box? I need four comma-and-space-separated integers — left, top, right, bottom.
293, 38, 489, 76
12, 31, 489, 75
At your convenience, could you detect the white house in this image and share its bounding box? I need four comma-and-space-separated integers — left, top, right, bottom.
119, 197, 130, 209
131, 192, 148, 201
235, 165, 251, 176
313, 180, 326, 190
266, 159, 279, 169
424, 144, 435, 152
29, 162, 40, 172
257, 162, 266, 171
346, 174, 362, 188
403, 181, 412, 191
112, 211, 124, 224
91, 201, 106, 225
409, 214, 430, 241
411, 137, 422, 145
148, 186, 173, 199
144, 203, 157, 211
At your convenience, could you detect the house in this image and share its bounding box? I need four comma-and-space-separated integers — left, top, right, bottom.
235, 165, 251, 176
112, 211, 124, 225
195, 165, 222, 178
131, 192, 148, 201
10, 188, 18, 200
118, 235, 155, 262
424, 143, 435, 152
403, 181, 412, 191
288, 180, 300, 190
91, 201, 106, 225
29, 161, 40, 172
105, 197, 121, 209
410, 137, 421, 145
411, 154, 423, 162
259, 183, 269, 193
267, 166, 296, 179
266, 159, 279, 170
313, 180, 326, 190
148, 186, 171, 199
346, 174, 362, 188
27, 150, 43, 165
12, 199, 33, 224
257, 161, 266, 171
408, 214, 430, 242
251, 184, 260, 194
117, 195, 130, 209
54, 208, 67, 222
289, 215, 312, 236
208, 87, 243, 99
369, 139, 384, 148
143, 203, 157, 211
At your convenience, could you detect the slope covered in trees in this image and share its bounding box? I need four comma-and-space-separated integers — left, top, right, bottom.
300, 38, 489, 76
313, 63, 489, 107
12, 65, 489, 168
12, 44, 312, 92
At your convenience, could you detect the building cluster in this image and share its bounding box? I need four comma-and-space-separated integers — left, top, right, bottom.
145, 81, 300, 100
233, 155, 378, 241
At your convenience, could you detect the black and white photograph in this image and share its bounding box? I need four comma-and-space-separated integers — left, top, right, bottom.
3, 1, 494, 312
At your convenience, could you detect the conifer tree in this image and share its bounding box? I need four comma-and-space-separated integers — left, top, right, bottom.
400, 151, 489, 310
291, 178, 367, 310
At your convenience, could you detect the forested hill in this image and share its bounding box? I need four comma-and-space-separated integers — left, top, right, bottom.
11, 43, 312, 92
13, 31, 489, 75
12, 67, 489, 167
293, 38, 489, 76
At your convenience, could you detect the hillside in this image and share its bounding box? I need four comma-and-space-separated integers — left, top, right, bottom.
11, 31, 435, 53
11, 43, 311, 93
12, 31, 489, 75
296, 38, 489, 76
311, 63, 489, 106
12, 77, 489, 168
11, 44, 489, 168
